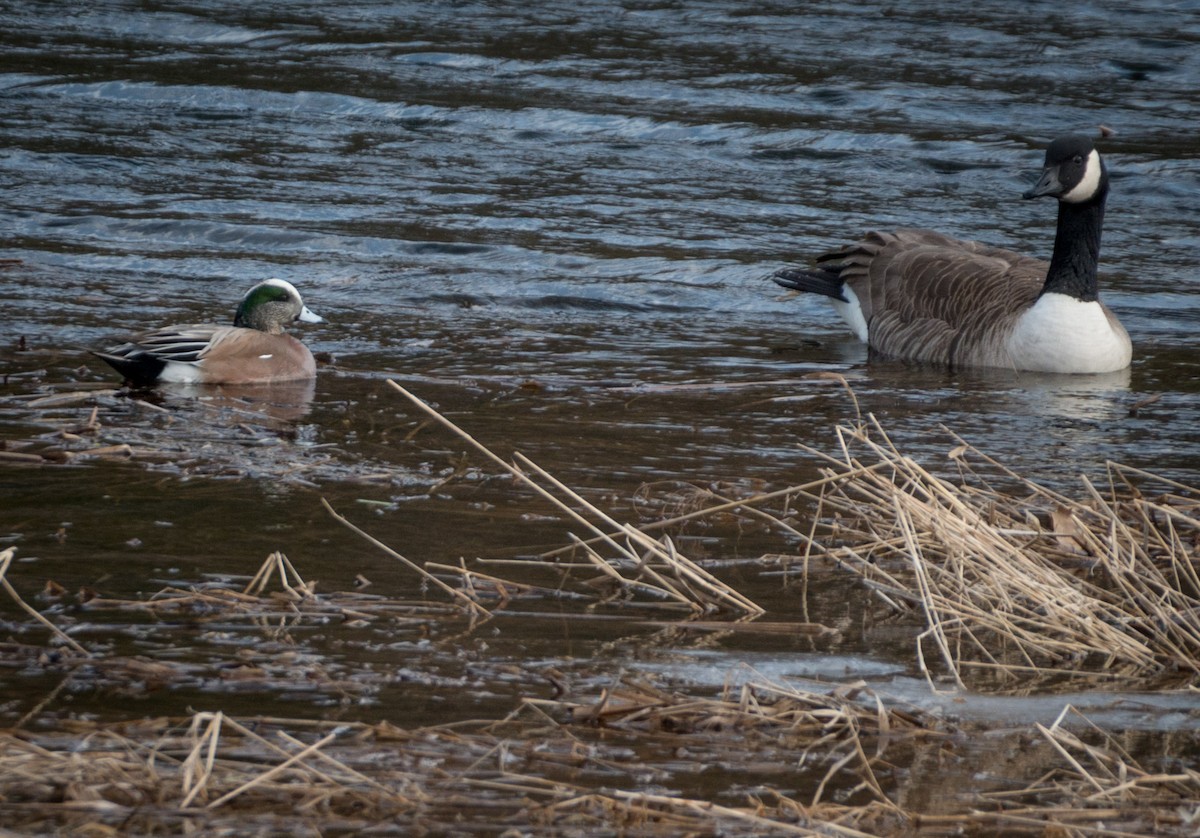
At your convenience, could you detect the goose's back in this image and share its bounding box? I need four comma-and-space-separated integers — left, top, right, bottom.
824, 229, 1048, 367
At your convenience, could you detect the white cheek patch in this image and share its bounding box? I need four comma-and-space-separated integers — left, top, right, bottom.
1060, 149, 1102, 203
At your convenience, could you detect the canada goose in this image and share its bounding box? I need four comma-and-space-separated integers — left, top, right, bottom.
772, 135, 1132, 374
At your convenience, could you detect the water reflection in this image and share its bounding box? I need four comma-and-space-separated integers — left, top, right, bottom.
166, 379, 317, 427
1003, 367, 1133, 422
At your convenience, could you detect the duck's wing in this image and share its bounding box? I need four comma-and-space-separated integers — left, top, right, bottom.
118, 325, 223, 363
92, 324, 223, 386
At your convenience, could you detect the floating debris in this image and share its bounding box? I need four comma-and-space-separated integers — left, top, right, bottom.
0, 676, 1195, 835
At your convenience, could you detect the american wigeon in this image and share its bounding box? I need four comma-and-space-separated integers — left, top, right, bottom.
93, 279, 324, 387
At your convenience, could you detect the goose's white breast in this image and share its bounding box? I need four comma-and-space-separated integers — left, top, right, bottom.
1006, 292, 1131, 373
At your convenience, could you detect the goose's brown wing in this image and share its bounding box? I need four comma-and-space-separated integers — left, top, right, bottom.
826, 229, 1047, 367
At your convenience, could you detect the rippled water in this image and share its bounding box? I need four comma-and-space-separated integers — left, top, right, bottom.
2, 0, 1199, 782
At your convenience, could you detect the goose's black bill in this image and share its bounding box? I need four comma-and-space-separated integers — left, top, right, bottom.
1023, 166, 1064, 200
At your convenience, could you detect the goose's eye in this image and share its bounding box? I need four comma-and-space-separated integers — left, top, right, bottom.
1073, 154, 1083, 165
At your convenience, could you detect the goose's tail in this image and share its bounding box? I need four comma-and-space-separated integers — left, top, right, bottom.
771, 266, 848, 303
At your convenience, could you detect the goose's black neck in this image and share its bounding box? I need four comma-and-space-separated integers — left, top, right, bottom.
1041, 184, 1107, 302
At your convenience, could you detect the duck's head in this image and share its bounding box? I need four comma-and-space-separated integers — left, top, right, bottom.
234, 279, 323, 334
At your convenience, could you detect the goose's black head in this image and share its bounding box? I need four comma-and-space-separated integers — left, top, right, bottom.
1022, 134, 1107, 204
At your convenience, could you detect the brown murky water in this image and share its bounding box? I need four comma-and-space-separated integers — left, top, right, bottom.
2, 0, 1199, 831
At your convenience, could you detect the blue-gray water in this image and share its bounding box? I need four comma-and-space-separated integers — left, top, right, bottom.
0, 0, 1198, 824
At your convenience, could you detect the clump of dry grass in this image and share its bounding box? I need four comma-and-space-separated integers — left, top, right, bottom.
1022, 705, 1200, 830
66, 550, 463, 627
532, 672, 936, 818
0, 549, 466, 719
768, 416, 1200, 690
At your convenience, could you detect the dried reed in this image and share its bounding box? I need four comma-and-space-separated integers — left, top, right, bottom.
0, 702, 900, 836
529, 671, 935, 815
322, 381, 765, 617
764, 415, 1200, 690
3, 685, 1193, 835
0, 547, 89, 656
1039, 704, 1200, 804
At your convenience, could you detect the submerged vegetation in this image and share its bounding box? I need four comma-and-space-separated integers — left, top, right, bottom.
1, 380, 1198, 834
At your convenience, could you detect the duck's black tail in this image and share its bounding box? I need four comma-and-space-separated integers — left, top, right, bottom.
90, 349, 165, 389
